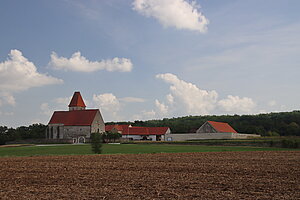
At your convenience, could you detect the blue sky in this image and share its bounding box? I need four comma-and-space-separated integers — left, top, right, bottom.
0, 0, 299, 127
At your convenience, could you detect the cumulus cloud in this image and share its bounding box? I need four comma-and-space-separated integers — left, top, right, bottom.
49, 51, 133, 72
155, 99, 168, 115
0, 50, 63, 107
119, 97, 145, 103
156, 73, 256, 115
0, 50, 63, 93
0, 93, 16, 106
166, 94, 174, 105
156, 73, 218, 115
93, 93, 121, 120
217, 95, 256, 113
132, 0, 209, 33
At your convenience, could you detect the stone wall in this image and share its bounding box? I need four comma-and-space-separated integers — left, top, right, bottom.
47, 124, 64, 139
63, 126, 91, 139
91, 111, 105, 133
164, 132, 260, 141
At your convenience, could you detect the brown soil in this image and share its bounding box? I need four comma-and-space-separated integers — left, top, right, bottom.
0, 151, 299, 199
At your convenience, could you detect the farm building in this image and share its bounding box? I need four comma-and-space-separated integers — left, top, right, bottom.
47, 91, 105, 143
105, 124, 170, 141
196, 121, 238, 133
165, 121, 260, 141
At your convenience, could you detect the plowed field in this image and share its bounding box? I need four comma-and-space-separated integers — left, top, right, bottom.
0, 151, 299, 199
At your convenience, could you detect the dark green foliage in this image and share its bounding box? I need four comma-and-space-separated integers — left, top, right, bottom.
281, 139, 299, 149
0, 124, 47, 145
90, 133, 102, 154
106, 110, 300, 136
102, 131, 122, 143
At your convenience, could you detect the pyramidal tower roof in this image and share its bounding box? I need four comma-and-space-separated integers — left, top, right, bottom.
68, 91, 86, 108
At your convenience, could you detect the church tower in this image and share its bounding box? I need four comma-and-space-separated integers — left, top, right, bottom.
68, 91, 86, 111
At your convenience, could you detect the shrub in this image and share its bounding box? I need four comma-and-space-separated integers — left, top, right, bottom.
90, 133, 102, 154
281, 139, 299, 149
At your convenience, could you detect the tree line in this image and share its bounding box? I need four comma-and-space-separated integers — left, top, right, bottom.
0, 124, 46, 145
1, 110, 300, 145
107, 110, 300, 136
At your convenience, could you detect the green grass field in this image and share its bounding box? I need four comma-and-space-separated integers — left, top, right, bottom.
0, 144, 297, 157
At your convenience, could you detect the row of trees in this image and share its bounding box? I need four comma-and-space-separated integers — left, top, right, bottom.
107, 110, 300, 136
0, 124, 46, 145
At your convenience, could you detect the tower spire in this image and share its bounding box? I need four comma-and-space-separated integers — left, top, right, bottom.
68, 91, 86, 111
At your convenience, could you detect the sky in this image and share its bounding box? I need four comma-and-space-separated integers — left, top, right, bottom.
0, 0, 299, 127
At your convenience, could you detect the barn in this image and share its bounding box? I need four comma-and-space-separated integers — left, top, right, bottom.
196, 121, 238, 133
105, 124, 171, 141
47, 92, 105, 143
165, 121, 260, 141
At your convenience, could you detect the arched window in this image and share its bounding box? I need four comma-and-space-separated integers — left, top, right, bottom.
50, 127, 53, 139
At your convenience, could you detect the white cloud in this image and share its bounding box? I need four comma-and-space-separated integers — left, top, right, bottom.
166, 94, 174, 105
0, 50, 63, 107
93, 93, 120, 110
49, 51, 133, 72
142, 110, 156, 118
156, 73, 256, 115
119, 97, 145, 103
0, 93, 16, 106
0, 50, 63, 93
155, 99, 168, 115
156, 73, 218, 115
132, 0, 209, 33
93, 93, 121, 121
218, 95, 256, 113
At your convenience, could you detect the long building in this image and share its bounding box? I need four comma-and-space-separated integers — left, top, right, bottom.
105, 124, 170, 141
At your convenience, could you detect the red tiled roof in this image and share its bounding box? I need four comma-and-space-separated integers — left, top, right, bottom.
68, 91, 86, 108
105, 125, 169, 135
208, 121, 237, 133
48, 109, 98, 126
147, 127, 169, 135
124, 127, 149, 135
105, 125, 130, 132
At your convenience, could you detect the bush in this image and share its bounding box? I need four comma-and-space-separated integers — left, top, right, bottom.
90, 133, 102, 154
281, 139, 299, 149
102, 131, 122, 143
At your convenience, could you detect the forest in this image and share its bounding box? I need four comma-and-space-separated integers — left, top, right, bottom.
108, 110, 300, 136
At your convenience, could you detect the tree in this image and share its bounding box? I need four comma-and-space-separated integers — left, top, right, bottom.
102, 131, 122, 143
90, 133, 102, 154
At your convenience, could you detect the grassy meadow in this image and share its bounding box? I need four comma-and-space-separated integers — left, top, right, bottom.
0, 144, 297, 157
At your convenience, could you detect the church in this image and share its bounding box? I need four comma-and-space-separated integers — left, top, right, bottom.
47, 91, 105, 143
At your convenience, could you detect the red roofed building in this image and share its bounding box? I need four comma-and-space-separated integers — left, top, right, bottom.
47, 91, 105, 143
196, 121, 237, 133
105, 125, 170, 141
